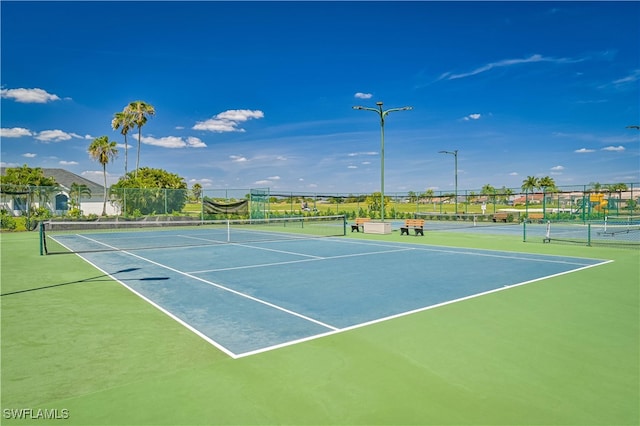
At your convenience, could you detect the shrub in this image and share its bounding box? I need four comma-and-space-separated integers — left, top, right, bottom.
1, 213, 17, 231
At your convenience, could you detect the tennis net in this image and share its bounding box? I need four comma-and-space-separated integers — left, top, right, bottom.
413, 212, 519, 231
523, 216, 640, 248
40, 215, 347, 255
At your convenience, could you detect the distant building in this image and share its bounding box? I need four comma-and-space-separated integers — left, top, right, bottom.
0, 168, 120, 216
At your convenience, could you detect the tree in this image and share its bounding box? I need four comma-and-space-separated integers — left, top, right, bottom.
481, 184, 497, 204
69, 182, 92, 212
1, 164, 57, 188
590, 182, 603, 193
537, 176, 557, 217
110, 168, 187, 215
521, 176, 540, 216
538, 176, 557, 192
191, 183, 203, 201
607, 183, 629, 214
0, 164, 59, 214
422, 189, 434, 204
365, 192, 390, 218
521, 176, 539, 193
499, 186, 514, 204
88, 136, 118, 216
112, 109, 135, 175
125, 100, 155, 177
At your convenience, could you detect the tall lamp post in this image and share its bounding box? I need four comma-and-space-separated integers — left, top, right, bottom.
353, 101, 412, 221
439, 150, 458, 214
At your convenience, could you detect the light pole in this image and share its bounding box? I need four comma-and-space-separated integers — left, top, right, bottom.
439, 150, 458, 214
353, 101, 412, 221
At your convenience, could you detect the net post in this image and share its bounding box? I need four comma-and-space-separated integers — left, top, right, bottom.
227, 219, 231, 243
39, 221, 46, 255
343, 215, 347, 235
587, 223, 591, 247
522, 220, 526, 242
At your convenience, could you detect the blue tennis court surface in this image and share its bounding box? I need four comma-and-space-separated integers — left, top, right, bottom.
68, 236, 609, 358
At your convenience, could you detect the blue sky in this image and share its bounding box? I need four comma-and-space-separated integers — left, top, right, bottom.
1, 1, 639, 194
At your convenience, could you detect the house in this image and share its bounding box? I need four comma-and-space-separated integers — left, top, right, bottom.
512, 193, 545, 206
0, 168, 120, 216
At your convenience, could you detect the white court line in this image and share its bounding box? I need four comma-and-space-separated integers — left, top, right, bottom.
75, 234, 340, 334
65, 233, 613, 359
188, 247, 415, 274
233, 258, 614, 358
329, 237, 605, 266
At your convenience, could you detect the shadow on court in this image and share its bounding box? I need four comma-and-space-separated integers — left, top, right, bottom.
0, 267, 170, 297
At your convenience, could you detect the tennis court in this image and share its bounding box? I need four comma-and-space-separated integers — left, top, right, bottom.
43, 221, 609, 358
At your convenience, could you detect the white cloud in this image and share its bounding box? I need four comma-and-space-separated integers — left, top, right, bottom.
230, 155, 248, 162
267, 176, 280, 180
254, 180, 271, 185
188, 178, 214, 188
1, 127, 33, 138
602, 145, 625, 152
440, 54, 583, 80
35, 129, 78, 142
186, 136, 206, 148
22, 153, 37, 158
611, 69, 640, 85
574, 148, 596, 153
0, 87, 62, 103
463, 113, 482, 121
138, 135, 207, 148
550, 165, 564, 171
59, 160, 78, 165
192, 109, 264, 132
354, 92, 373, 99
509, 172, 518, 176
348, 151, 378, 157
348, 165, 357, 169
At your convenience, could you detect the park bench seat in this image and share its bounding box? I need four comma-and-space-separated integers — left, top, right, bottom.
400, 219, 425, 236
351, 217, 371, 232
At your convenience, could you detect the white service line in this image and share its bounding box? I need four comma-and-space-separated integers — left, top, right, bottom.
76, 234, 340, 332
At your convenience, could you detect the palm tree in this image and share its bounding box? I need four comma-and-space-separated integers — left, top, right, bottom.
88, 136, 118, 216
607, 183, 628, 215
191, 183, 202, 202
538, 176, 556, 218
521, 176, 539, 216
538, 176, 557, 192
69, 182, 92, 212
125, 100, 155, 177
521, 176, 539, 193
112, 109, 135, 175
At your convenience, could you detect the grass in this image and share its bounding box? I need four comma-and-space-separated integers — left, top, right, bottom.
1, 229, 638, 425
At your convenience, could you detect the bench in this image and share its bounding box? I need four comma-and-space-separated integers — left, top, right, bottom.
400, 219, 425, 236
351, 217, 370, 232
527, 213, 545, 224
492, 212, 511, 222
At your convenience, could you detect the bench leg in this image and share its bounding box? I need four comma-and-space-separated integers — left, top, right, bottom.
351, 225, 359, 232
401, 227, 408, 235
415, 228, 424, 236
